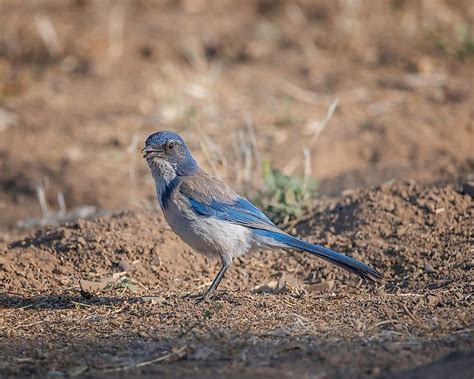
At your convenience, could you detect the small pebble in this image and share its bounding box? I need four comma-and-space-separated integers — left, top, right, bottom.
307, 280, 334, 293
424, 262, 435, 273
142, 296, 166, 304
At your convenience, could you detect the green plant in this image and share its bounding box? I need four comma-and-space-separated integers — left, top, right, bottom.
179, 301, 223, 337
429, 23, 474, 61
254, 160, 318, 225
456, 24, 474, 61
105, 276, 138, 294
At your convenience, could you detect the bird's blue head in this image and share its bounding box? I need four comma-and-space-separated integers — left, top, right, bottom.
143, 131, 198, 176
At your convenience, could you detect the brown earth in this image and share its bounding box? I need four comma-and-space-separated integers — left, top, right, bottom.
0, 0, 473, 232
1, 182, 473, 378
0, 1, 473, 378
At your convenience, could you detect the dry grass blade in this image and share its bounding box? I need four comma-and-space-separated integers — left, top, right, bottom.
283, 97, 338, 176
365, 319, 400, 332
279, 80, 322, 104
34, 13, 62, 56
35, 183, 50, 222
57, 191, 66, 217
197, 132, 222, 179
302, 148, 312, 193
308, 97, 339, 151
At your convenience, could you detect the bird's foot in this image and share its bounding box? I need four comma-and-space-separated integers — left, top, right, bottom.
194, 294, 208, 304
183, 292, 210, 304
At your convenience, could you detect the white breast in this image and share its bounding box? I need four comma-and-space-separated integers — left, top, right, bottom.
160, 190, 252, 260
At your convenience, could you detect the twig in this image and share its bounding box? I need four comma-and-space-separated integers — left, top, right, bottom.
96, 346, 188, 373
366, 319, 399, 332
451, 328, 474, 335
14, 304, 34, 311
401, 303, 423, 327
12, 319, 50, 331
71, 301, 93, 308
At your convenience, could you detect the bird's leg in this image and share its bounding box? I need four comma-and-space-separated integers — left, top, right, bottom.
195, 256, 232, 303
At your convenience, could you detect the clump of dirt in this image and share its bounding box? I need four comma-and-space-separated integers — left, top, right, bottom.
1, 182, 472, 378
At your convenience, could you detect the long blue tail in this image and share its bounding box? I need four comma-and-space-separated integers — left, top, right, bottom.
255, 230, 382, 282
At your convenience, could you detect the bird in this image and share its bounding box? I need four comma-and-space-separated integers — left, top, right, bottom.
143, 131, 382, 302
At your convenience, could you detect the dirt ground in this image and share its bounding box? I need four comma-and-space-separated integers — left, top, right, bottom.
1, 182, 473, 378
0, 1, 473, 378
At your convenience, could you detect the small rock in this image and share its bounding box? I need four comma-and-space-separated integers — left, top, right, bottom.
461, 182, 474, 197
423, 262, 435, 273
193, 346, 218, 360
53, 265, 68, 275
252, 279, 279, 294
426, 293, 439, 306
79, 280, 106, 293
79, 277, 114, 293
307, 280, 334, 293
0, 256, 7, 266
142, 296, 165, 305
76, 237, 87, 246
269, 327, 290, 337
277, 273, 303, 293
370, 367, 382, 376
118, 259, 133, 272
151, 252, 161, 266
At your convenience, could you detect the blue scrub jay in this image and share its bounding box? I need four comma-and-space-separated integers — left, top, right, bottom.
143, 131, 381, 302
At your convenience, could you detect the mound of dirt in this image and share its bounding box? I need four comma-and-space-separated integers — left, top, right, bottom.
1, 181, 472, 295
292, 181, 473, 290
0, 182, 472, 377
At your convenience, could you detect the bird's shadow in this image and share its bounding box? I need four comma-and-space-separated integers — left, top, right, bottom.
0, 290, 242, 310
0, 292, 144, 310
181, 289, 243, 306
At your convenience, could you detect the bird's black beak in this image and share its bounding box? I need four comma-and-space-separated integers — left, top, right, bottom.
142, 145, 163, 159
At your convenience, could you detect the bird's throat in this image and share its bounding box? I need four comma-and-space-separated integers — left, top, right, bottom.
151, 160, 176, 205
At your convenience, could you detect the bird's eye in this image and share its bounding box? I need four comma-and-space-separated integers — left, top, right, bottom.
166, 141, 175, 152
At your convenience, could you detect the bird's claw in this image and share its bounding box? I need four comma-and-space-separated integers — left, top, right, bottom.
194, 295, 208, 304
183, 292, 209, 304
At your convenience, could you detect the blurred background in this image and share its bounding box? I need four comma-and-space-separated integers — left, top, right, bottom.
0, 0, 473, 235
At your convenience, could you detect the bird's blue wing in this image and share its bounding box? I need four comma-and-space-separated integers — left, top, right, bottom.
178, 173, 278, 231
189, 196, 275, 228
